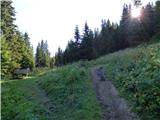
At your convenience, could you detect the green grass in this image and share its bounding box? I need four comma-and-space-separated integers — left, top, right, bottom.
2, 40, 160, 120
92, 41, 160, 120
1, 64, 102, 120
37, 64, 102, 120
1, 77, 50, 120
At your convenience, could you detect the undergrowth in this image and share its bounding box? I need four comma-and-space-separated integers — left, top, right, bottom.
93, 41, 160, 120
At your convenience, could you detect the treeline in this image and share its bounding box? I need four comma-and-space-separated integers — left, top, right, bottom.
1, 1, 35, 77
1, 0, 160, 77
35, 40, 54, 68
55, 1, 160, 66
1, 1, 53, 78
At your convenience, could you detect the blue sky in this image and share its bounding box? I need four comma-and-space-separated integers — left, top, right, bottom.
12, 0, 157, 55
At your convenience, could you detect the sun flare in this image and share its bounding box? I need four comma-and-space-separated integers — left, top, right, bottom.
131, 7, 141, 18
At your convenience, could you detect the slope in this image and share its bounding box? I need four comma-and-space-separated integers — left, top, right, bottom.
1, 66, 102, 120
2, 41, 160, 120
91, 41, 160, 120
91, 66, 138, 120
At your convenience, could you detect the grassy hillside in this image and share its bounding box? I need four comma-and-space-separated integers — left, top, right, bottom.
1, 65, 102, 120
2, 41, 160, 120
37, 65, 102, 120
92, 41, 160, 120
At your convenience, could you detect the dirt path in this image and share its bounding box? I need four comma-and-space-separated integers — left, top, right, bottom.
91, 66, 139, 120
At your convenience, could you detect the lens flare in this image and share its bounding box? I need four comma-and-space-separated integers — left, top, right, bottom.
131, 7, 141, 18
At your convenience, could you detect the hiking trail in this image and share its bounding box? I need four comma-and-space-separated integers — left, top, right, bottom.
91, 66, 139, 120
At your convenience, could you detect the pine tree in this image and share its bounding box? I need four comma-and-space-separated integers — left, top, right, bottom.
1, 36, 12, 77
119, 4, 130, 48
74, 25, 81, 60
55, 47, 63, 66
54, 1, 159, 67
44, 40, 50, 67
112, 23, 120, 51
1, 0, 20, 75
74, 25, 81, 43
64, 40, 76, 63
21, 32, 35, 69
1, 0, 16, 40
1, 0, 35, 77
155, 1, 160, 36
92, 28, 100, 58
24, 32, 31, 47
35, 43, 41, 67
80, 22, 93, 60
35, 40, 51, 67
98, 19, 107, 55
98, 19, 116, 55
10, 32, 25, 71
140, 3, 155, 40
50, 57, 55, 68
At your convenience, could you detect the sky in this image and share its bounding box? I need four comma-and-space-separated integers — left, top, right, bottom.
12, 0, 157, 56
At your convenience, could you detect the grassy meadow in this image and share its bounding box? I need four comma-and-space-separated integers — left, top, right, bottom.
1, 40, 160, 120
1, 65, 102, 120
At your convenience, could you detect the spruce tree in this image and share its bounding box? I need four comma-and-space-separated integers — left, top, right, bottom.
155, 1, 160, 36
35, 40, 51, 67
55, 47, 63, 66
119, 4, 130, 48
35, 43, 41, 67
80, 22, 93, 60
74, 25, 81, 60
1, 0, 16, 40
1, 0, 35, 77
21, 33, 35, 69
140, 3, 155, 40
44, 40, 50, 67
24, 32, 31, 47
92, 28, 100, 58
1, 36, 12, 77
1, 0, 20, 74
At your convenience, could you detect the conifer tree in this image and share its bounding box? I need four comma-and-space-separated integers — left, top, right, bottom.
1, 0, 35, 77
155, 1, 160, 36
1, 0, 16, 40
80, 22, 93, 60
1, 36, 12, 77
35, 40, 51, 67
55, 47, 63, 66
119, 4, 130, 47
92, 28, 100, 58
24, 32, 31, 47
21, 32, 35, 69
35, 43, 41, 67
1, 0, 20, 74
74, 25, 81, 60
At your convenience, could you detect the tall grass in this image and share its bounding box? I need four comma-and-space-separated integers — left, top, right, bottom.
93, 42, 160, 120
1, 78, 50, 120
1, 64, 102, 120
37, 64, 102, 120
